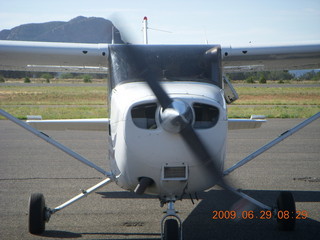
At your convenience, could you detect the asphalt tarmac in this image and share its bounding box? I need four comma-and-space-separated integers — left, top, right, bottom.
0, 118, 319, 240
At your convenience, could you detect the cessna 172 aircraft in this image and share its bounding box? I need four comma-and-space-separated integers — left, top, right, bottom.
0, 17, 320, 240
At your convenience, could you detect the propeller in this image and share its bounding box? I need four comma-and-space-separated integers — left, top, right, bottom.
127, 45, 227, 187
109, 16, 257, 214
110, 13, 238, 195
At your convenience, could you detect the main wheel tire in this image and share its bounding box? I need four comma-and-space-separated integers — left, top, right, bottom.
29, 193, 46, 234
164, 219, 179, 240
276, 191, 296, 231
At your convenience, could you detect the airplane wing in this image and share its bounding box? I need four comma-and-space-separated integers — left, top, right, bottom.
222, 44, 320, 72
1, 40, 320, 72
0, 40, 109, 73
26, 118, 109, 131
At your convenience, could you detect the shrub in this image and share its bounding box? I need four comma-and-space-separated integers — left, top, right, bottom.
0, 75, 5, 83
259, 75, 267, 84
83, 75, 92, 83
41, 73, 53, 83
60, 73, 74, 79
24, 77, 31, 83
245, 76, 255, 84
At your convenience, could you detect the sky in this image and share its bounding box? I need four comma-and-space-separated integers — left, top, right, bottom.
0, 0, 319, 46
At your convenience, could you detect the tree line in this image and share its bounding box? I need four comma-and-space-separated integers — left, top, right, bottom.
226, 70, 320, 82
0, 71, 108, 83
0, 70, 319, 84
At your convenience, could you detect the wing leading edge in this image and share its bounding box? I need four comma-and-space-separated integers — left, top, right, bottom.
0, 40, 109, 73
1, 40, 319, 73
222, 44, 320, 72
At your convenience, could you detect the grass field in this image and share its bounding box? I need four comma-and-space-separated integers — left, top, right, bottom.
0, 84, 319, 119
0, 86, 107, 105
0, 85, 108, 119
229, 86, 320, 118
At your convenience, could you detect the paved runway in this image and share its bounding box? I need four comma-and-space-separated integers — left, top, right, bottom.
0, 118, 319, 239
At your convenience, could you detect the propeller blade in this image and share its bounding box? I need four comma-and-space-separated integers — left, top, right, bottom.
143, 70, 173, 109
180, 124, 224, 182
110, 13, 139, 44
125, 45, 173, 109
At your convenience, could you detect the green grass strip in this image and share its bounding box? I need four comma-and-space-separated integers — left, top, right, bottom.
0, 106, 108, 120
228, 105, 320, 118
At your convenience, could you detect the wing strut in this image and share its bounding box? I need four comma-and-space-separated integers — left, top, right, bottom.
224, 112, 320, 176
0, 109, 112, 177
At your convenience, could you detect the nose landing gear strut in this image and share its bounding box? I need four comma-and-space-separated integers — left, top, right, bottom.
161, 201, 183, 240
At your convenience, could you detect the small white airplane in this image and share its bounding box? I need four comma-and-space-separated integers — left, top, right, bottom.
0, 16, 320, 240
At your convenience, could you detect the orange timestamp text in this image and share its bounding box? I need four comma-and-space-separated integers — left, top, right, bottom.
212, 210, 308, 220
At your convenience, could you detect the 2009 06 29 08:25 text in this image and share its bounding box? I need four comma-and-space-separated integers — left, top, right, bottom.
212, 210, 308, 220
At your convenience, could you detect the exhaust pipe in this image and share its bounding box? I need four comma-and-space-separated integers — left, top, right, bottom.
134, 177, 154, 195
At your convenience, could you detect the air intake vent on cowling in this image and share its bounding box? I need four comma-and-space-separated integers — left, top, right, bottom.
162, 166, 188, 180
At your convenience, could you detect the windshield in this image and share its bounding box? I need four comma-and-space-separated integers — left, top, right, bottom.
108, 45, 222, 89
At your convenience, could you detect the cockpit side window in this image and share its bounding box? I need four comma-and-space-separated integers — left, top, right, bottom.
131, 103, 157, 129
193, 103, 219, 129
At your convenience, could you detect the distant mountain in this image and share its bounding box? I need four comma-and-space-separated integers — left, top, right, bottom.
0, 16, 123, 43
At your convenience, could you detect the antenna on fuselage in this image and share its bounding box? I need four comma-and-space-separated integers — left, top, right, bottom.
142, 16, 148, 44
142, 16, 172, 44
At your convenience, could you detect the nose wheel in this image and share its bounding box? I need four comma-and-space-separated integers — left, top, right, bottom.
164, 219, 179, 240
161, 201, 182, 240
276, 191, 296, 231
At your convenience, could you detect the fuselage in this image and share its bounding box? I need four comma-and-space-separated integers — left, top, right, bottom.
108, 81, 228, 201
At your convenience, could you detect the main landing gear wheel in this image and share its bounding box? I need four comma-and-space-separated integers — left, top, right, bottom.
164, 219, 179, 240
29, 193, 46, 234
276, 191, 296, 231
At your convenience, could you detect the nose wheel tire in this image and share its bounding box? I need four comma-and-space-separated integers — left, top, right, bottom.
276, 191, 296, 231
164, 219, 179, 240
29, 193, 46, 235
